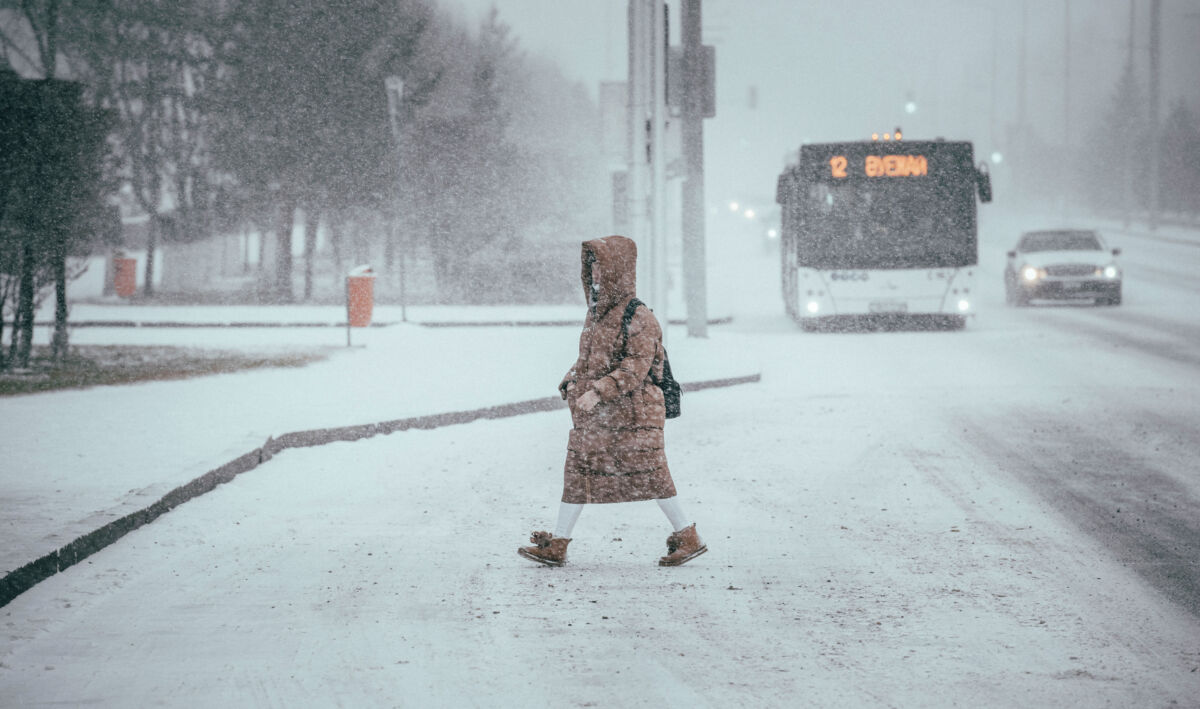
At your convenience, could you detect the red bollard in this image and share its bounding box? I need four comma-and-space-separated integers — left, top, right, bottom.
113, 256, 137, 297
346, 265, 376, 328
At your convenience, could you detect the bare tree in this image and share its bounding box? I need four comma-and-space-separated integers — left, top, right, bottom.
1, 3, 113, 366
62, 1, 219, 296
211, 0, 439, 302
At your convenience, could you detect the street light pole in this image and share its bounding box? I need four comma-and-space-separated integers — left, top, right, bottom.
1063, 0, 1071, 217
1148, 0, 1161, 230
681, 0, 708, 338
384, 76, 408, 322
626, 0, 668, 330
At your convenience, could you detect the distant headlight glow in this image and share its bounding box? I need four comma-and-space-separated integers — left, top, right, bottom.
1021, 266, 1041, 282
957, 299, 970, 312
1103, 264, 1119, 279
806, 301, 820, 314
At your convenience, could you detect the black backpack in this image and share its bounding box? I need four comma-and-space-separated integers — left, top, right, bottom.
620, 298, 681, 419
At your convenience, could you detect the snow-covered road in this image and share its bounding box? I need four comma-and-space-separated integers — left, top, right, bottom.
2, 210, 1199, 706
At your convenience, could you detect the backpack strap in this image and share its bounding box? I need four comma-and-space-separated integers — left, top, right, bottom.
618, 297, 680, 418
619, 297, 659, 382
619, 297, 644, 353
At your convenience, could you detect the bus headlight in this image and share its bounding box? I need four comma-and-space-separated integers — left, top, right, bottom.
806, 301, 820, 314
1103, 264, 1119, 279
1021, 265, 1041, 282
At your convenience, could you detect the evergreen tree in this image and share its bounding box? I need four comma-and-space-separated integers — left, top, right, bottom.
1085, 62, 1146, 216
1159, 100, 1200, 216
210, 0, 437, 302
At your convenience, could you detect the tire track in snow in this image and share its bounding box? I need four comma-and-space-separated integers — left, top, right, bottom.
956, 408, 1200, 619
1019, 306, 1200, 371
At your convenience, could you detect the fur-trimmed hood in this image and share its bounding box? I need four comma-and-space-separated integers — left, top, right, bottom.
581, 235, 637, 318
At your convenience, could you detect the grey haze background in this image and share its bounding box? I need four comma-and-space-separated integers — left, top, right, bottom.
447, 0, 1200, 214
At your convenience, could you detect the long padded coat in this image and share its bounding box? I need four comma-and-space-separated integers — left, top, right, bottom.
559, 236, 677, 504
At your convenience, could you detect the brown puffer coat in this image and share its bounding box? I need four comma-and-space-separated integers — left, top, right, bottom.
558, 235, 677, 504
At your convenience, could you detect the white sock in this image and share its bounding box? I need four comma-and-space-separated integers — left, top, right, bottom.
656, 496, 691, 533
554, 502, 583, 539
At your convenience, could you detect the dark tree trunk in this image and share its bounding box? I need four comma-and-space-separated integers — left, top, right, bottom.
0, 284, 9, 370
430, 219, 455, 303
274, 197, 295, 303
15, 241, 36, 369
256, 219, 266, 274
384, 229, 395, 276
329, 220, 344, 281
432, 238, 452, 303
143, 216, 157, 296
241, 226, 251, 273
51, 242, 68, 361
303, 208, 318, 301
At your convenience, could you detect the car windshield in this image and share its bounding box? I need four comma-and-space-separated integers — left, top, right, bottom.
1019, 231, 1102, 252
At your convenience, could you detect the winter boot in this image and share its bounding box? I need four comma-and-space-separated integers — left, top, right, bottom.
658, 524, 707, 567
518, 531, 571, 567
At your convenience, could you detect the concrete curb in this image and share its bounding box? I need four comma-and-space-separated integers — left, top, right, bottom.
32, 320, 393, 328
32, 317, 733, 329
0, 373, 761, 608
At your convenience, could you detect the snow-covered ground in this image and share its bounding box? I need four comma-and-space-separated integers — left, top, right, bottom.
2, 208, 1200, 706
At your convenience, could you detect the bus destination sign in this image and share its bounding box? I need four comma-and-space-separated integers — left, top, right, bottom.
829, 154, 928, 179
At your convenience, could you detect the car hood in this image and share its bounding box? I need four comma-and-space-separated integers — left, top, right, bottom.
1016, 250, 1112, 267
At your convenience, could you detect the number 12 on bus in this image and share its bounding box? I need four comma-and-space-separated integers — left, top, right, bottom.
776, 139, 992, 330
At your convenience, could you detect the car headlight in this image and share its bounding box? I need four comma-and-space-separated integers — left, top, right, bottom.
1021, 265, 1041, 282
1103, 264, 1119, 279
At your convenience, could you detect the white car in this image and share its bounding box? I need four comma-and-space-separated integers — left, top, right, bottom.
1004, 229, 1122, 306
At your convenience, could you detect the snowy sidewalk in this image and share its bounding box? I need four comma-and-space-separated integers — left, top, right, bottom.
1, 307, 754, 586
33, 302, 588, 328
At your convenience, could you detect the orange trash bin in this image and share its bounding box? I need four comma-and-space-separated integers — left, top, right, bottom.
346, 265, 376, 327
113, 256, 137, 297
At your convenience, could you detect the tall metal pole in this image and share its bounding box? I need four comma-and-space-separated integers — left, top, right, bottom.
1017, 1, 1027, 132
627, 1, 668, 328
1063, 0, 1071, 217
1123, 0, 1135, 227
1016, 0, 1028, 204
1148, 0, 1161, 230
990, 9, 997, 156
627, 0, 650, 309
650, 1, 668, 327
681, 0, 707, 338
1063, 0, 1070, 148
385, 76, 408, 321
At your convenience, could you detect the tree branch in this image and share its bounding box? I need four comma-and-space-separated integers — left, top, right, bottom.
18, 0, 50, 76
0, 22, 39, 73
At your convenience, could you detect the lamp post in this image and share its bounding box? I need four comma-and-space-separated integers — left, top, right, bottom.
384, 75, 408, 322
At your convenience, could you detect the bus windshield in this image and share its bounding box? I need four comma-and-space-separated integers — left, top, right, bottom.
799, 177, 976, 269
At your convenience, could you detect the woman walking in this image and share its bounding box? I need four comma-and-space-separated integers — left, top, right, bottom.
518, 235, 706, 568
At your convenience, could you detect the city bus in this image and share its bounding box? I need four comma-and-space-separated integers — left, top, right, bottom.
775, 136, 992, 330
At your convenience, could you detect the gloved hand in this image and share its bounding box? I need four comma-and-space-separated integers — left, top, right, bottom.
576, 389, 601, 413
559, 379, 574, 400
